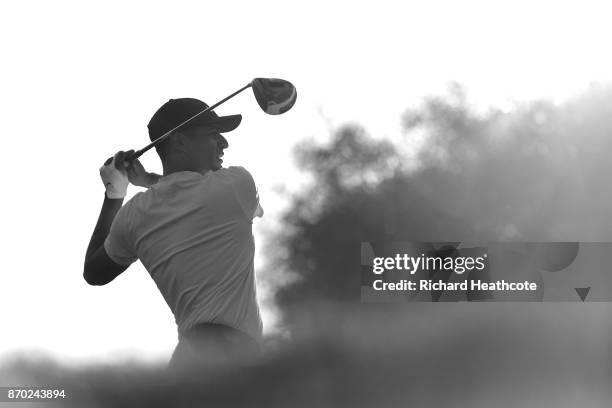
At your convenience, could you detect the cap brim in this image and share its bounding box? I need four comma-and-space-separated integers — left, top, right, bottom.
191, 114, 242, 133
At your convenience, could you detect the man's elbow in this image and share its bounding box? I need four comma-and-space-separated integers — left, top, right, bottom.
83, 264, 108, 286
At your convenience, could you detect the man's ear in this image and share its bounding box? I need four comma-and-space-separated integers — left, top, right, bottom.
173, 131, 190, 154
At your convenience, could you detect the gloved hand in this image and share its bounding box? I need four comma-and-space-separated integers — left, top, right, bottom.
99, 151, 130, 199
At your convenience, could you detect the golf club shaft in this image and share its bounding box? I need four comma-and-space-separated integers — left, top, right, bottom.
127, 82, 253, 161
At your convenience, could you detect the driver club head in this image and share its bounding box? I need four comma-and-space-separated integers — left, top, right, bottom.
251, 78, 297, 115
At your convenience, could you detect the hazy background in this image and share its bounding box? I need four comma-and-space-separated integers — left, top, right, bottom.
1, 2, 612, 405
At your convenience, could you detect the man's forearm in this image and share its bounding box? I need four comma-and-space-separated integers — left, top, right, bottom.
132, 172, 162, 188
85, 195, 124, 261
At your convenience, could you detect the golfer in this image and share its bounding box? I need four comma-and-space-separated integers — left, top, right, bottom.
84, 98, 263, 370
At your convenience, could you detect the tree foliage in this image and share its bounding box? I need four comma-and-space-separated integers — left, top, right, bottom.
269, 84, 612, 314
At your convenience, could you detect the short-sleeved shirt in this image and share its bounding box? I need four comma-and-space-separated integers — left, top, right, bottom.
104, 166, 263, 342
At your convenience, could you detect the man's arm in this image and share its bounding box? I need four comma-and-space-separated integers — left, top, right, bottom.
83, 151, 142, 285
83, 195, 129, 285
229, 166, 264, 219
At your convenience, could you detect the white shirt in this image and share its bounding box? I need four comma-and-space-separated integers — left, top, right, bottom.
104, 166, 263, 341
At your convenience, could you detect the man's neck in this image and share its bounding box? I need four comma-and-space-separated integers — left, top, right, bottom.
162, 162, 212, 177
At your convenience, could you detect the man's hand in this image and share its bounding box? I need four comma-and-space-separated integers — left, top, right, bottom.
101, 150, 160, 194
126, 155, 152, 187
126, 158, 161, 188
100, 151, 130, 199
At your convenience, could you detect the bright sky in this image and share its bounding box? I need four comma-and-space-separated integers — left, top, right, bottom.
1, 0, 612, 364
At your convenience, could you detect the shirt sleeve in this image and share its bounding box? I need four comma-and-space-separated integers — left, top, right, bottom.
104, 203, 138, 265
227, 166, 263, 220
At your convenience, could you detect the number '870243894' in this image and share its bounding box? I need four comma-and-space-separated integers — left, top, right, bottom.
3, 388, 66, 400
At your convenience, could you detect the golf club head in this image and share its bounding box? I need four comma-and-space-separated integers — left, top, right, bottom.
251, 78, 297, 115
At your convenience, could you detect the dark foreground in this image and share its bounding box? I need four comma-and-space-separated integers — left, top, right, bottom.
1, 303, 610, 407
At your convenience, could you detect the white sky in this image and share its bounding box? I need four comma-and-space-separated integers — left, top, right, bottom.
1, 0, 612, 364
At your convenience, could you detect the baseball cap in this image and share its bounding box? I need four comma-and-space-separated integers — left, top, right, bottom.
147, 98, 242, 142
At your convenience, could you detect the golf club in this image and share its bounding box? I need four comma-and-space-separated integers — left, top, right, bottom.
105, 78, 296, 165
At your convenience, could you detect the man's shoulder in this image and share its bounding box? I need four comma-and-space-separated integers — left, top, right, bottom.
217, 166, 256, 183
119, 190, 148, 215
218, 166, 252, 177
113, 190, 158, 232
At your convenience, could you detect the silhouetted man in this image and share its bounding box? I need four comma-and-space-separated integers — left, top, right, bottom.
84, 98, 263, 370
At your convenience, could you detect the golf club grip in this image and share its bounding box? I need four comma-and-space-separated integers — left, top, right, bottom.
103, 149, 142, 166
127, 149, 145, 162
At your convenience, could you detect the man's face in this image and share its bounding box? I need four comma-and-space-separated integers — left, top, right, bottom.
183, 125, 228, 171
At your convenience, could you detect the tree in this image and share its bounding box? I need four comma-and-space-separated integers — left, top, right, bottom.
268, 84, 612, 319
